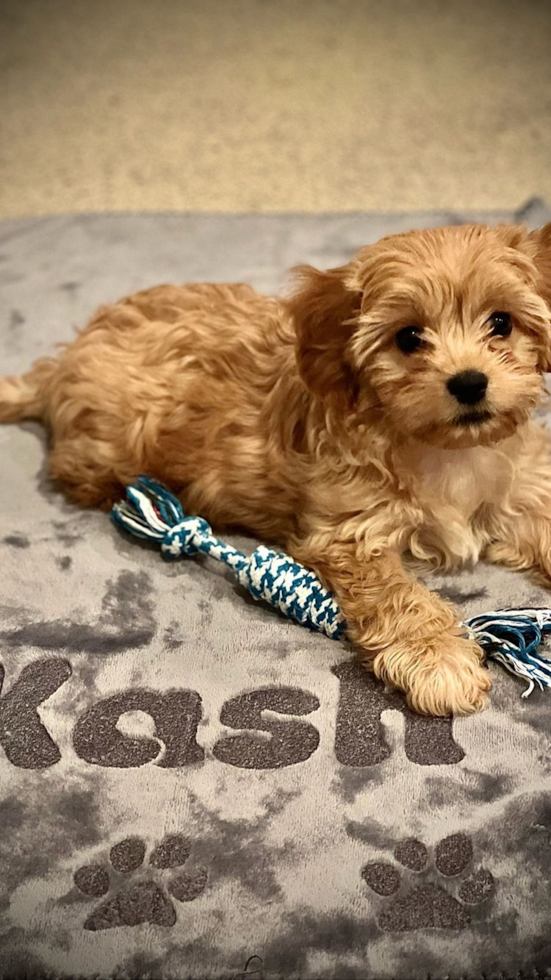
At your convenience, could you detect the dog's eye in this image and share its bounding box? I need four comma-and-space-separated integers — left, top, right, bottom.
488, 311, 512, 337
395, 326, 423, 354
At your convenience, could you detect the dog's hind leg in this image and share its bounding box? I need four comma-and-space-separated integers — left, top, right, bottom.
47, 435, 128, 510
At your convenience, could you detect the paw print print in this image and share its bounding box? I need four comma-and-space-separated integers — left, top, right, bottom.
362, 834, 495, 931
73, 834, 207, 930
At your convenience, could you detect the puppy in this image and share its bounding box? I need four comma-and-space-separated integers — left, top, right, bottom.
2, 222, 551, 717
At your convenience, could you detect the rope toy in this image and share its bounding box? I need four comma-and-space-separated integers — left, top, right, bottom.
111, 477, 551, 697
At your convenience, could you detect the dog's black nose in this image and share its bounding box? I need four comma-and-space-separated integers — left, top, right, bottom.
446, 370, 488, 405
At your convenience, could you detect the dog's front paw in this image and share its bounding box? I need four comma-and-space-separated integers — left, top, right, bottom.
371, 631, 491, 717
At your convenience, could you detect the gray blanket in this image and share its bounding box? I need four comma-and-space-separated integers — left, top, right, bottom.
1, 202, 550, 980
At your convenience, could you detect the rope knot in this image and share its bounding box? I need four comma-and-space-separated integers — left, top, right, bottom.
161, 516, 213, 558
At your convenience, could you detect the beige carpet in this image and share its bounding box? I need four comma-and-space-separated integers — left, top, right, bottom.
1, 0, 550, 218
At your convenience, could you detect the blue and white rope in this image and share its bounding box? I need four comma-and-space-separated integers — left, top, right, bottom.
112, 478, 551, 694
463, 609, 551, 696
112, 477, 346, 640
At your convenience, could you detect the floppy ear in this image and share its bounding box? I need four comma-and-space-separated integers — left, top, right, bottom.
288, 264, 361, 407
530, 222, 551, 309
527, 222, 551, 371
500, 222, 551, 371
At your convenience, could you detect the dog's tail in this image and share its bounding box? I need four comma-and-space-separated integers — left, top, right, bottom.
0, 359, 56, 423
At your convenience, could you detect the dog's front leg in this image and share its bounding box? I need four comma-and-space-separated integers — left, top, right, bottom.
485, 449, 551, 584
294, 539, 491, 716
486, 510, 551, 584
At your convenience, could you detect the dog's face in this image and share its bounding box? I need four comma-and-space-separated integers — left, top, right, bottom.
291, 223, 551, 449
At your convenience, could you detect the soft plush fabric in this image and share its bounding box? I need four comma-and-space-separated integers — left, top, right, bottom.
1, 202, 550, 980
